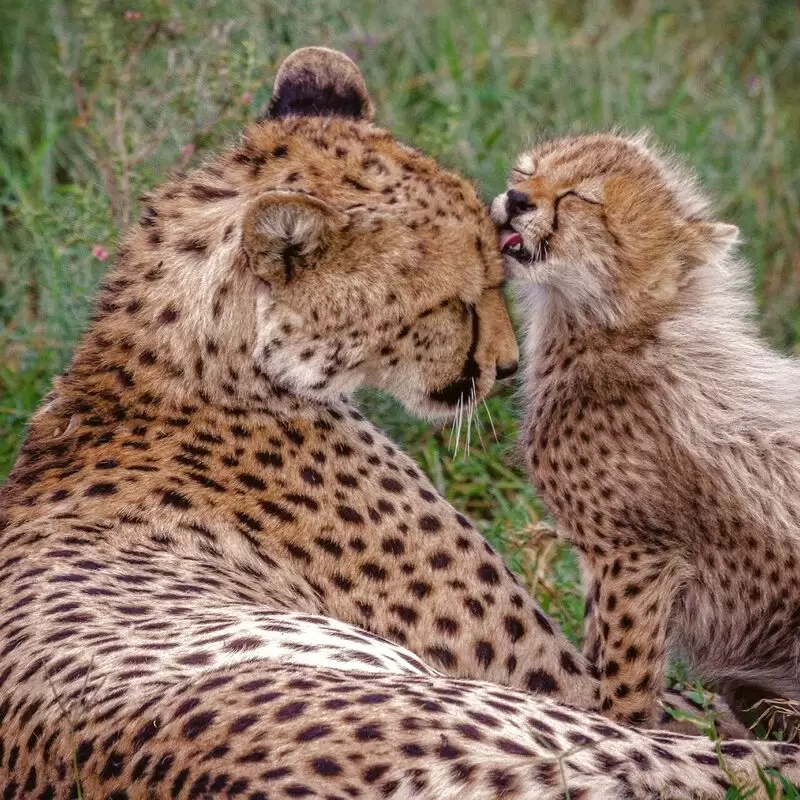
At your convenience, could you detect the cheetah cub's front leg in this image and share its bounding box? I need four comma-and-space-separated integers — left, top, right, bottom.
492, 131, 800, 730
582, 551, 681, 726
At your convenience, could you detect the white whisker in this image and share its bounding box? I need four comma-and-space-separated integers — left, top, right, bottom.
483, 398, 498, 440
471, 379, 485, 449
466, 392, 473, 458
453, 395, 463, 458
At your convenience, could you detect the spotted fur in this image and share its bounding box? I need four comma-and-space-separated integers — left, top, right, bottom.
492, 132, 800, 733
1, 51, 796, 798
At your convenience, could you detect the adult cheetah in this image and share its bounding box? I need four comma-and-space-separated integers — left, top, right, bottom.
491, 132, 800, 733
0, 48, 796, 799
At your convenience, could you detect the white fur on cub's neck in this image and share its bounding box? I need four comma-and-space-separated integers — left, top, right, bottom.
518, 242, 800, 540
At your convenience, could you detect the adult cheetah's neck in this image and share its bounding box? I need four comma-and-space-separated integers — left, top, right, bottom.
0, 328, 373, 537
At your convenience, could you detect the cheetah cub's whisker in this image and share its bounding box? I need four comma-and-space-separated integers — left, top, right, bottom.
493, 131, 800, 734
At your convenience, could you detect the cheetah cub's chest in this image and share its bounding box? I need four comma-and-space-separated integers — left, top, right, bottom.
494, 132, 800, 731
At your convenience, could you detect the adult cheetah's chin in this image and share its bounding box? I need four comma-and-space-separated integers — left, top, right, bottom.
426, 375, 482, 416
399, 373, 494, 423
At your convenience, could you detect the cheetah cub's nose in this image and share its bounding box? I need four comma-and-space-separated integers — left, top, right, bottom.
505, 189, 533, 217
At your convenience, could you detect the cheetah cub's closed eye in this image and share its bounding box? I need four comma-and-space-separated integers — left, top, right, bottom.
491, 133, 800, 731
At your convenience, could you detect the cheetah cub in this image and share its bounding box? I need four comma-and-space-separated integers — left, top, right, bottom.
491, 132, 800, 730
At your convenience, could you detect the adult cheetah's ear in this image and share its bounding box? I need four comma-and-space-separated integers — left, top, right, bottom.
242, 191, 348, 284
262, 46, 375, 122
686, 220, 740, 265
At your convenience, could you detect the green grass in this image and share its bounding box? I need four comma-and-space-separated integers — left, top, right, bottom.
1, 1, 799, 791
4, 0, 798, 615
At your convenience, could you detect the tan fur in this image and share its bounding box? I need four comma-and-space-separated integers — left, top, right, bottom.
2, 48, 794, 795
1, 49, 782, 797
493, 132, 800, 732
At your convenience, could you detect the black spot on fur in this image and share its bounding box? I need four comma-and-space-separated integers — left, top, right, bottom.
189, 184, 238, 202
159, 305, 179, 324
84, 482, 117, 497
259, 500, 295, 523
235, 511, 262, 532
161, 489, 191, 510
525, 669, 559, 694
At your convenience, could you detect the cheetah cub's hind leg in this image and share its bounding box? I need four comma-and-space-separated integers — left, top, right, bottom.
492, 131, 800, 730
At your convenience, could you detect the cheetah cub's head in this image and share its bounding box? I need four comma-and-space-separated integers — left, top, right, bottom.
235, 48, 518, 418
490, 133, 739, 327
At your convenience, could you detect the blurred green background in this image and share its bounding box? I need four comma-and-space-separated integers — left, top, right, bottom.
1, 0, 798, 642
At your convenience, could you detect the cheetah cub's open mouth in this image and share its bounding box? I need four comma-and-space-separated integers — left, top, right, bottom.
491, 186, 550, 277
498, 228, 540, 264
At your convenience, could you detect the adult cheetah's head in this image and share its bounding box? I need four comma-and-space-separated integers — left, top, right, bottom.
241, 48, 519, 418
112, 48, 518, 421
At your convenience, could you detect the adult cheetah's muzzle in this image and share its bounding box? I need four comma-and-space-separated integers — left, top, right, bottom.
495, 360, 518, 380
427, 302, 482, 407
426, 299, 518, 407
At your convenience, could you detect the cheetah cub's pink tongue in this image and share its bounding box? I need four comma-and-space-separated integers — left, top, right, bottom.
499, 230, 523, 254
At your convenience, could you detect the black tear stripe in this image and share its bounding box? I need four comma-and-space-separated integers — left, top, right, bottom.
427, 304, 481, 406
281, 243, 302, 282
262, 69, 369, 121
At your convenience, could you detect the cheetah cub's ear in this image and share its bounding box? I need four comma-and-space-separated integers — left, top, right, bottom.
242, 191, 348, 285
262, 46, 375, 121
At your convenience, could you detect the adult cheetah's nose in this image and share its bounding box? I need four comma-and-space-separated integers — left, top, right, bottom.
496, 361, 518, 380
